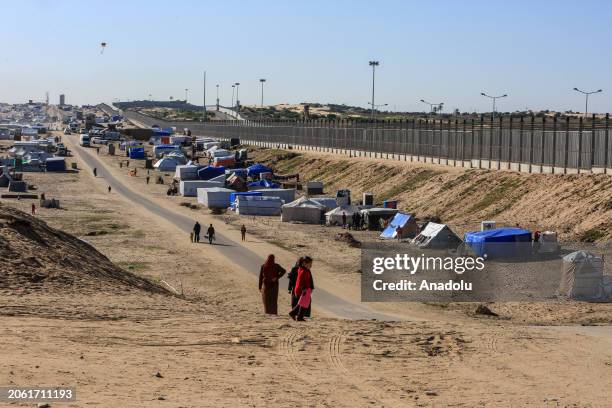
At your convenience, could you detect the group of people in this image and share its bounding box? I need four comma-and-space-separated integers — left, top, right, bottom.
192, 221, 216, 244
259, 255, 314, 321
340, 211, 364, 230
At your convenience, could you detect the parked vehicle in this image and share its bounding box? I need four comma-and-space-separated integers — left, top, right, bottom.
64, 128, 71, 135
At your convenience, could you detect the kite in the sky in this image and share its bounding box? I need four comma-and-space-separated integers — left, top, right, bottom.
100, 42, 107, 54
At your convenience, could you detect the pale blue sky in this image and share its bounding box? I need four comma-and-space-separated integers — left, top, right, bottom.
1, 0, 611, 113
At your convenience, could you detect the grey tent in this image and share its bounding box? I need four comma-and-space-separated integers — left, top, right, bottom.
281, 197, 326, 224
559, 251, 606, 301
412, 222, 462, 249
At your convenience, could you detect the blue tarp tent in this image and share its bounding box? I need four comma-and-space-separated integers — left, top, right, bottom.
198, 166, 225, 180
247, 163, 273, 177
464, 227, 532, 258
379, 212, 418, 239
45, 157, 66, 172
128, 147, 145, 159
248, 179, 280, 189
229, 191, 263, 209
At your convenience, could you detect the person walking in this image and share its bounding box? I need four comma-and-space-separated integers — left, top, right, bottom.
96, 147, 100, 155
259, 254, 287, 315
107, 185, 112, 193
31, 203, 36, 215
396, 225, 403, 241
289, 256, 314, 321
240, 224, 247, 241
146, 175, 150, 185
193, 221, 201, 243
341, 211, 347, 228
206, 224, 215, 244
93, 167, 97, 177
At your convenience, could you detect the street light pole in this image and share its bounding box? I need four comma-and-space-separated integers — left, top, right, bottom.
480, 92, 508, 118
369, 61, 379, 120
202, 70, 206, 122
184, 88, 188, 103
231, 85, 235, 111
573, 87, 603, 118
420, 99, 444, 114
216, 84, 219, 111
235, 82, 240, 110
259, 78, 266, 121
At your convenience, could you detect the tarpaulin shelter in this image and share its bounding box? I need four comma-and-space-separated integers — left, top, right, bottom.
412, 222, 462, 249
380, 212, 418, 239
281, 197, 326, 224
175, 165, 201, 181
227, 173, 248, 192
230, 191, 263, 209
236, 196, 282, 216
128, 147, 145, 159
180, 180, 224, 197
247, 163, 273, 178
360, 208, 398, 231
252, 188, 296, 204
248, 179, 280, 189
197, 187, 234, 208
560, 251, 607, 301
153, 157, 181, 171
310, 197, 338, 212
325, 205, 360, 226
198, 166, 225, 180
464, 227, 532, 258
45, 157, 66, 172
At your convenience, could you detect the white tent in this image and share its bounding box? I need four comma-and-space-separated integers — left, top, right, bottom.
560, 251, 607, 301
153, 157, 180, 171
236, 196, 283, 216
281, 197, 326, 224
211, 148, 232, 158
165, 152, 187, 164
175, 165, 200, 181
325, 205, 360, 226
197, 187, 234, 208
412, 222, 462, 249
180, 180, 224, 197
310, 197, 338, 212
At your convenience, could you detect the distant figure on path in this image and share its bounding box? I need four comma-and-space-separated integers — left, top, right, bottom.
93, 167, 97, 177
289, 256, 314, 321
259, 254, 286, 315
31, 203, 36, 215
108, 185, 112, 193
206, 224, 215, 244
396, 225, 402, 241
146, 175, 150, 184
342, 211, 347, 228
240, 224, 247, 241
193, 221, 201, 243
96, 147, 100, 155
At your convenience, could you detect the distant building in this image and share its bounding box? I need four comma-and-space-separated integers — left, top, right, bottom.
59, 94, 65, 106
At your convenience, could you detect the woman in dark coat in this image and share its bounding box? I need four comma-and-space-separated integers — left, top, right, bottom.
259, 254, 286, 315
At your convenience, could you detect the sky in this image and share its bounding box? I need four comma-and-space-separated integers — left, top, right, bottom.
1, 0, 611, 113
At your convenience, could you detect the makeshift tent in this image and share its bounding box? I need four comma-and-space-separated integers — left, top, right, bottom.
45, 157, 66, 172
198, 166, 225, 180
153, 157, 181, 171
128, 147, 145, 159
165, 152, 187, 165
310, 197, 338, 212
306, 181, 324, 195
412, 222, 462, 249
360, 208, 398, 231
380, 213, 419, 239
0, 171, 11, 187
464, 227, 532, 258
229, 191, 263, 209
175, 165, 200, 181
153, 144, 181, 158
196, 187, 234, 208
236, 196, 282, 216
213, 156, 235, 168
8, 180, 27, 192
248, 179, 280, 189
281, 197, 326, 224
538, 231, 560, 254
325, 205, 360, 226
227, 173, 247, 192
252, 188, 296, 204
227, 168, 247, 179
247, 163, 273, 177
560, 251, 606, 301
211, 148, 232, 158
180, 180, 224, 197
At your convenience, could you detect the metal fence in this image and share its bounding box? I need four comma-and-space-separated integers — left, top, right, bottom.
124, 110, 612, 173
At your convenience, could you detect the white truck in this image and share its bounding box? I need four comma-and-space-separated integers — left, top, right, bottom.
79, 134, 90, 147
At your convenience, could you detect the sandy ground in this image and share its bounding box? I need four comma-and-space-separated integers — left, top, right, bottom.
0, 134, 611, 407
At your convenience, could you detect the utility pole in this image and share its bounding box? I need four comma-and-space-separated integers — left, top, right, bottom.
420, 99, 444, 114
573, 87, 603, 118
231, 85, 235, 111
202, 71, 206, 122
235, 82, 240, 110
216, 84, 219, 111
259, 78, 266, 121
369, 61, 379, 120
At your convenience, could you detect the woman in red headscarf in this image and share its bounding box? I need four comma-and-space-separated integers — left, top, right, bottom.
259, 254, 286, 315
289, 256, 314, 321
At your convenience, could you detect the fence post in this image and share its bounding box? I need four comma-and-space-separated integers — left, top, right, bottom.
529, 115, 535, 173
564, 116, 570, 173
552, 115, 557, 172
591, 113, 596, 170
606, 113, 610, 172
